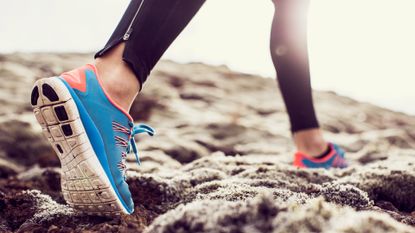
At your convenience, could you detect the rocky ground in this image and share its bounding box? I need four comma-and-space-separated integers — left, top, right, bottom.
0, 53, 414, 233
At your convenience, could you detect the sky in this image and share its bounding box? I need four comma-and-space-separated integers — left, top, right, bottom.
1, 0, 414, 115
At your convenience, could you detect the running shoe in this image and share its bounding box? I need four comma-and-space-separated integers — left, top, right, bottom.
293, 143, 347, 169
30, 64, 154, 215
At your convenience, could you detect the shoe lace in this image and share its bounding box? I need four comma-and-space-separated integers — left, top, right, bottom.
127, 123, 155, 166
113, 121, 155, 179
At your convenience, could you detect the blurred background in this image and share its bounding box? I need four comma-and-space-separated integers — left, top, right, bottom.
1, 0, 414, 115
1, 1, 415, 231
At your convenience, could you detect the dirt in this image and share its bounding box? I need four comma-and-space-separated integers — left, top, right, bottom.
0, 53, 414, 232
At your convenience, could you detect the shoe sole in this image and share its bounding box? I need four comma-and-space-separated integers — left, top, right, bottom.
31, 77, 129, 216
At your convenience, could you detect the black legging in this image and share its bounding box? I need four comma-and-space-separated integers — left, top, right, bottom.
95, 0, 319, 133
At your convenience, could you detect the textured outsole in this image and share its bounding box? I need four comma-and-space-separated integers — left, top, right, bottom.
31, 77, 128, 216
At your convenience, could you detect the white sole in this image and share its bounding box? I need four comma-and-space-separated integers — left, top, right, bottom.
31, 77, 129, 215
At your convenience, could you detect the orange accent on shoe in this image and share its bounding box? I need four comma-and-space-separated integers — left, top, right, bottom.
85, 64, 134, 122
294, 143, 336, 166
61, 65, 88, 92
293, 154, 306, 168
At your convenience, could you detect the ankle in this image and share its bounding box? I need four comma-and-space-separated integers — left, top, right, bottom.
95, 57, 140, 112
95, 59, 139, 111
293, 128, 328, 157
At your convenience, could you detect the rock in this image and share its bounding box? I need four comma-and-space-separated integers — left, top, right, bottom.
0, 53, 414, 232
0, 120, 58, 167
146, 195, 414, 233
0, 157, 23, 178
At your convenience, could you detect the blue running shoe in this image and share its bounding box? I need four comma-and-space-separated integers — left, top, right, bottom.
293, 143, 347, 169
30, 64, 154, 215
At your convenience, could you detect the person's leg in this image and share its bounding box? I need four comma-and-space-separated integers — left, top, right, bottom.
95, 0, 205, 112
31, 0, 206, 215
270, 0, 327, 157
95, 44, 138, 111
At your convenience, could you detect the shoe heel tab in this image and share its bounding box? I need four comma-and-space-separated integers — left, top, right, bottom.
60, 66, 89, 92
85, 63, 98, 74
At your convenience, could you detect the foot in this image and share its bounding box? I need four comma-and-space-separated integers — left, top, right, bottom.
293, 128, 328, 156
30, 64, 154, 215
293, 143, 348, 169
